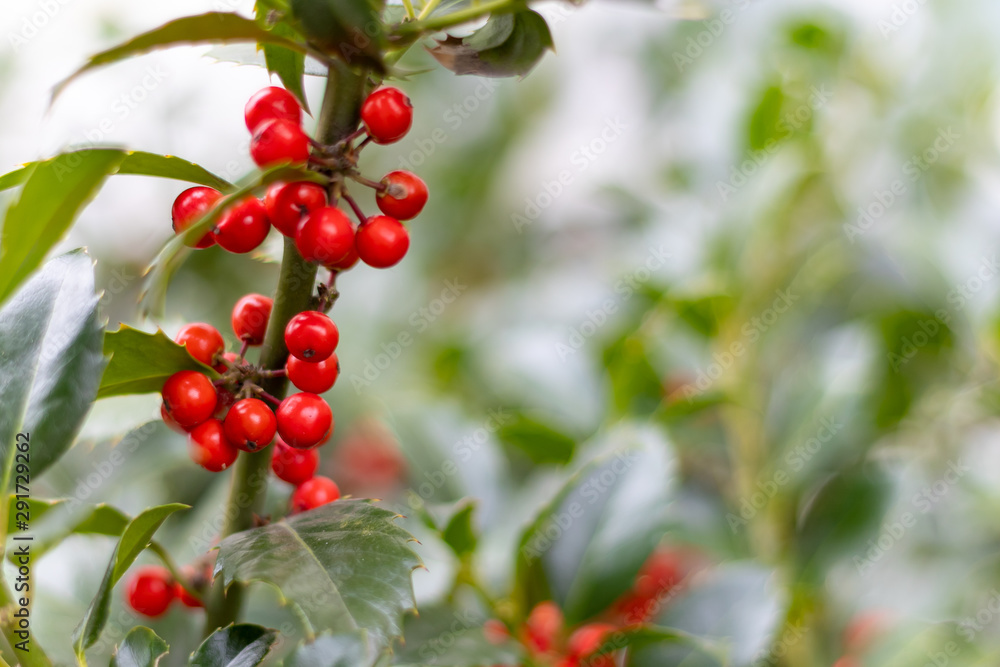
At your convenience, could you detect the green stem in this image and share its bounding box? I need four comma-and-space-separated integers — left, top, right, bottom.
405, 0, 514, 32
201, 61, 368, 637
416, 0, 442, 20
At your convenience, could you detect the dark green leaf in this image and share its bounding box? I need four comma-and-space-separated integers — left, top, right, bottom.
72, 503, 188, 658
441, 500, 478, 558
99, 325, 218, 399
285, 632, 370, 667
602, 335, 663, 418
289, 0, 387, 72
497, 413, 576, 465
214, 500, 421, 648
0, 151, 122, 305
428, 9, 553, 78
111, 626, 169, 667
54, 13, 310, 99
256, 7, 310, 113
0, 250, 106, 489
190, 624, 277, 667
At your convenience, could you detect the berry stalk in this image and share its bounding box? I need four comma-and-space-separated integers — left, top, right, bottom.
201, 62, 368, 636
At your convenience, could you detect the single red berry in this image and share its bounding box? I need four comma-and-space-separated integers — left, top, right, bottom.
276, 393, 333, 449
175, 323, 224, 368
523, 601, 563, 655
161, 403, 186, 433
223, 398, 277, 452
172, 187, 223, 248
271, 438, 320, 485
285, 311, 339, 362
251, 119, 310, 168
232, 294, 273, 345
174, 582, 203, 609
290, 475, 341, 512
327, 243, 360, 271
265, 181, 328, 237
245, 86, 302, 133
567, 624, 617, 659
125, 566, 175, 617
356, 216, 409, 268
361, 87, 413, 144
188, 419, 239, 472
161, 371, 217, 430
213, 197, 271, 254
376, 171, 427, 220
286, 353, 339, 394
295, 207, 356, 267
214, 351, 240, 374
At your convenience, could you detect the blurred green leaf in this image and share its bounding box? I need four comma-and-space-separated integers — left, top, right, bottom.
215, 500, 421, 648
603, 336, 663, 418
72, 503, 188, 658
393, 604, 522, 666
191, 624, 277, 667
285, 632, 370, 667
0, 250, 106, 490
289, 0, 386, 72
7, 502, 129, 563
256, 4, 310, 112
428, 9, 554, 78
746, 84, 787, 152
497, 413, 576, 465
99, 325, 218, 399
111, 626, 169, 667
441, 499, 478, 558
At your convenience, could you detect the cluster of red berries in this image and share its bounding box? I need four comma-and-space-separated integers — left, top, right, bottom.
483, 601, 618, 667
171, 86, 428, 270
125, 565, 203, 618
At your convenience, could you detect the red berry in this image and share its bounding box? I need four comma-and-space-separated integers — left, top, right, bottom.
361, 87, 413, 144
214, 385, 237, 420
523, 601, 563, 655
125, 566, 175, 617
376, 171, 427, 220
251, 119, 310, 167
245, 86, 302, 133
285, 311, 339, 362
232, 294, 273, 345
161, 371, 217, 430
286, 353, 339, 393
224, 398, 277, 452
213, 197, 271, 254
172, 187, 223, 248
290, 475, 340, 512
214, 351, 239, 374
188, 419, 239, 472
295, 207, 356, 267
161, 403, 186, 433
276, 393, 333, 449
265, 181, 328, 237
271, 438, 320, 485
327, 243, 360, 271
567, 624, 616, 659
174, 582, 203, 609
356, 215, 409, 268
175, 323, 224, 368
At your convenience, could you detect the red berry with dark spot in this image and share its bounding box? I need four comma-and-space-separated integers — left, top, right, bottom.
291, 475, 341, 512
285, 311, 339, 362
213, 197, 271, 254
356, 216, 409, 268
188, 419, 239, 472
251, 119, 310, 168
172, 187, 223, 248
271, 438, 320, 485
376, 171, 427, 220
245, 86, 301, 133
161, 403, 186, 433
295, 207, 356, 267
224, 398, 277, 452
286, 353, 339, 394
232, 294, 273, 345
175, 323, 224, 368
126, 566, 175, 617
361, 87, 413, 144
265, 181, 328, 237
161, 371, 217, 430
276, 393, 333, 449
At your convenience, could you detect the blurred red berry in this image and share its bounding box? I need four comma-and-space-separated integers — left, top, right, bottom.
291, 475, 341, 512
523, 601, 564, 656
271, 439, 320, 485
232, 294, 273, 345
125, 566, 174, 617
188, 419, 239, 472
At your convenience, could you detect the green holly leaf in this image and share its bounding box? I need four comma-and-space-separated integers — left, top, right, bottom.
111, 626, 169, 667
441, 499, 478, 558
72, 503, 188, 659
214, 500, 421, 649
289, 0, 387, 72
285, 632, 371, 667
99, 325, 218, 399
256, 7, 311, 113
497, 413, 576, 465
428, 9, 553, 78
190, 624, 277, 667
